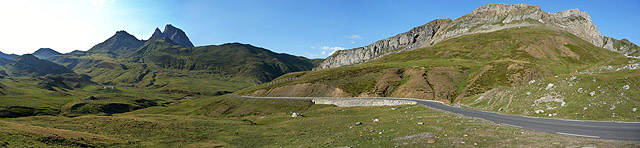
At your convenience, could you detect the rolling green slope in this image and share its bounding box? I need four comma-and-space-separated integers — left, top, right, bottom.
239, 26, 638, 121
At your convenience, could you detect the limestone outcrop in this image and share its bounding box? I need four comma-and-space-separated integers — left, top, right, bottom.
315, 3, 639, 70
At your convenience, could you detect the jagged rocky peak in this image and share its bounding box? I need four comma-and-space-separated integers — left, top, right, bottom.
150, 27, 164, 39
315, 3, 639, 70
148, 24, 195, 47
32, 48, 62, 59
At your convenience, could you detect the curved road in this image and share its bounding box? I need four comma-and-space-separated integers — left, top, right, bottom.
232, 95, 640, 140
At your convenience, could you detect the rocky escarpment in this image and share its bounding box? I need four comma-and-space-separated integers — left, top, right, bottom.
316, 3, 639, 69
315, 19, 451, 70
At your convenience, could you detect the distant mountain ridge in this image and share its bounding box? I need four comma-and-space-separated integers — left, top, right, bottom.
44, 24, 316, 88
32, 48, 62, 59
4, 54, 73, 77
0, 51, 19, 60
315, 3, 640, 70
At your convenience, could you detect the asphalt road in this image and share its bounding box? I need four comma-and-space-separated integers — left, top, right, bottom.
233, 95, 640, 140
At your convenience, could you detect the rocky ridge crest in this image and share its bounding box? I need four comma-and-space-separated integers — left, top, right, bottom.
316, 4, 639, 70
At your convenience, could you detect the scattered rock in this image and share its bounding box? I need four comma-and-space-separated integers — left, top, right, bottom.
528, 80, 536, 84
623, 85, 630, 90
355, 122, 362, 125
569, 75, 577, 80
427, 139, 436, 143
291, 112, 303, 117
393, 132, 432, 141
391, 108, 396, 110
577, 88, 584, 93
583, 107, 588, 110
633, 108, 637, 112
589, 91, 596, 96
561, 102, 566, 107
526, 92, 531, 95
545, 83, 555, 90
534, 93, 564, 105
373, 119, 380, 122
418, 122, 424, 125
534, 109, 544, 114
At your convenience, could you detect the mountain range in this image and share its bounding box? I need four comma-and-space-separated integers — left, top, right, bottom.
0, 24, 317, 95
315, 4, 640, 70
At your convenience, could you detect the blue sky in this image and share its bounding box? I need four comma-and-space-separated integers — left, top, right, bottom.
1, 0, 638, 58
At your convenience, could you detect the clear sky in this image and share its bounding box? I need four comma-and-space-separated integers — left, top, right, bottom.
1, 0, 638, 58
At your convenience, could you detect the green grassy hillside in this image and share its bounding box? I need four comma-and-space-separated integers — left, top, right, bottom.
240, 26, 638, 121
1, 95, 636, 147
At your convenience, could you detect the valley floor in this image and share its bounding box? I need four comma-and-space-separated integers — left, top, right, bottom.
1, 95, 638, 147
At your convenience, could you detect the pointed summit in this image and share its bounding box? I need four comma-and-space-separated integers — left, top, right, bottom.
146, 24, 194, 47
88, 30, 144, 55
149, 27, 164, 39
32, 48, 62, 59
164, 24, 194, 47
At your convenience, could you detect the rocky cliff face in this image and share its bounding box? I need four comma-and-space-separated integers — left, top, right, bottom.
316, 3, 639, 69
315, 19, 451, 69
148, 24, 195, 47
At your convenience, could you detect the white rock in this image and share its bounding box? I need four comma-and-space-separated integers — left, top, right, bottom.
545, 83, 555, 90
583, 107, 588, 110
535, 109, 544, 114
577, 88, 583, 93
528, 80, 536, 84
373, 119, 379, 122
569, 75, 577, 80
633, 108, 637, 112
589, 91, 596, 96
418, 122, 424, 125
623, 85, 630, 90
291, 112, 302, 117
526, 92, 531, 95
561, 102, 566, 107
